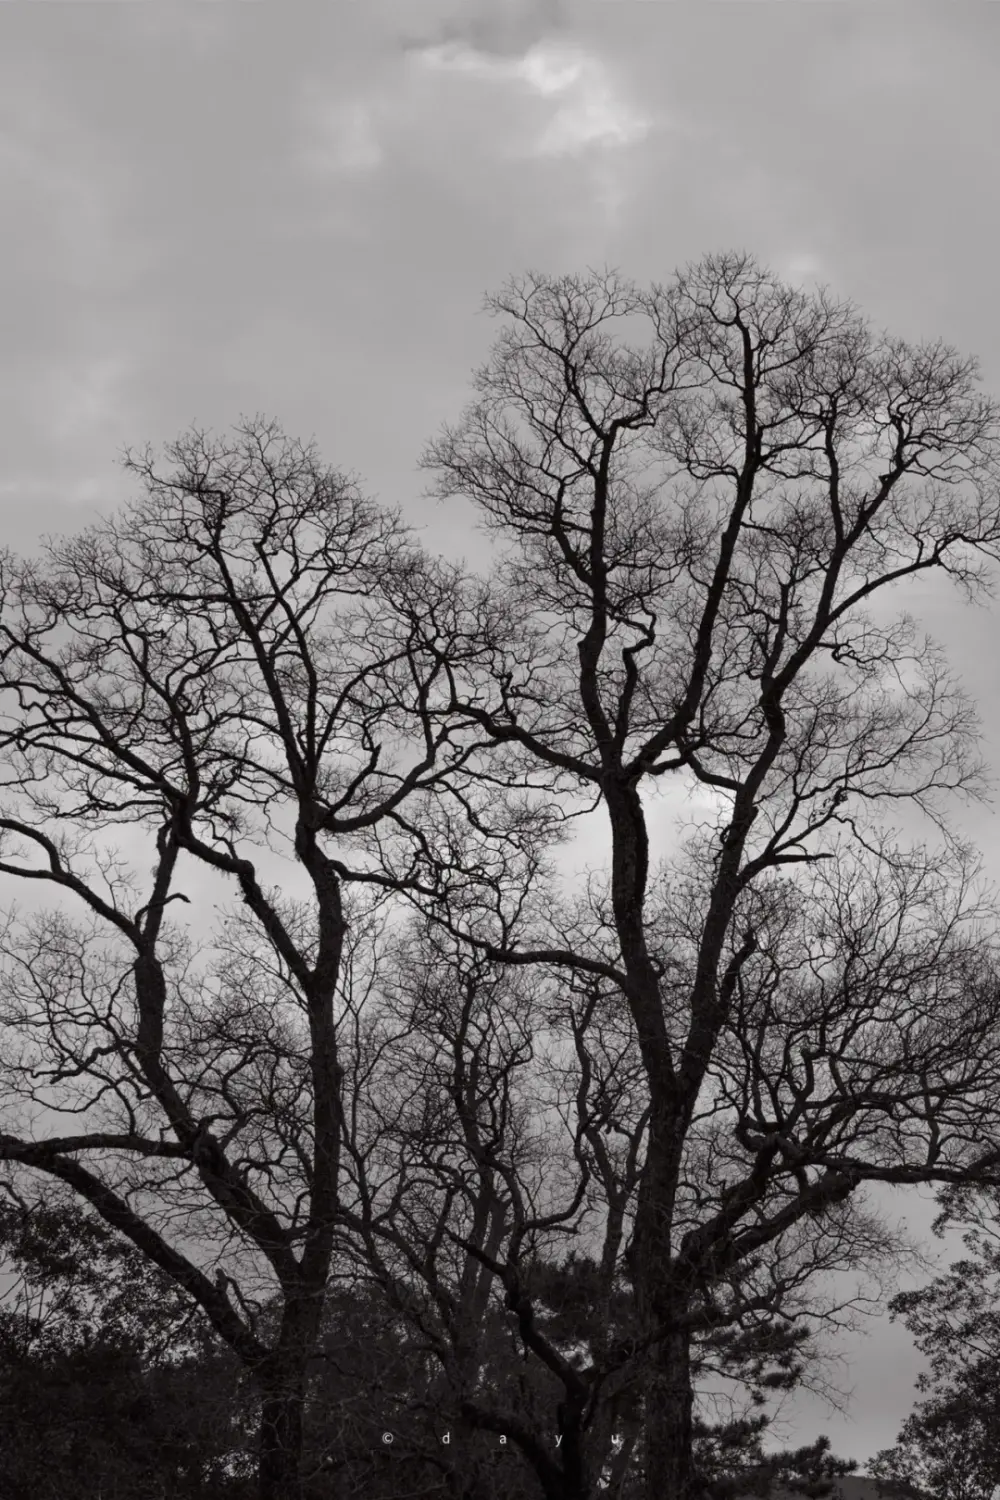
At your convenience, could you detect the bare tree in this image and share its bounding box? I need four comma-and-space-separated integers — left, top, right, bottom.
0, 418, 474, 1500
405, 252, 1000, 1498
335, 916, 599, 1499
329, 873, 903, 1500
5, 255, 1000, 1500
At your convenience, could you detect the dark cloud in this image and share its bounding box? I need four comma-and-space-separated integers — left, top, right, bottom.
398, 0, 566, 59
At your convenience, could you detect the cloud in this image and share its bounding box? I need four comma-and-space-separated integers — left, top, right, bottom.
42, 355, 134, 444
416, 37, 651, 159
300, 95, 384, 176
0, 476, 109, 508
122, 5, 229, 57
297, 32, 655, 235
0, 67, 123, 288
779, 253, 828, 286
396, 0, 566, 62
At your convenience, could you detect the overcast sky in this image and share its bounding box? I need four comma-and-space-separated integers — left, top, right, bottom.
3, 0, 1000, 1470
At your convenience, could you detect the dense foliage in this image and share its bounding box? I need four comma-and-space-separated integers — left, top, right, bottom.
872, 1191, 1000, 1500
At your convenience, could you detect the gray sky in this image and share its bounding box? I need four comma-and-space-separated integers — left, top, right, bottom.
3, 0, 1000, 1470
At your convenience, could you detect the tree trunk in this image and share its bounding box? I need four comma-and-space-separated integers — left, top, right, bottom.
255, 1275, 332, 1500
258, 1376, 305, 1500
644, 1325, 710, 1500
628, 1092, 706, 1500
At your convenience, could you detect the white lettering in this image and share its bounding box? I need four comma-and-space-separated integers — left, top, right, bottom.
442, 1432, 450, 1445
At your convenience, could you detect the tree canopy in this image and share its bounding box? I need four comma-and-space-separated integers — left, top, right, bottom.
2, 253, 1000, 1499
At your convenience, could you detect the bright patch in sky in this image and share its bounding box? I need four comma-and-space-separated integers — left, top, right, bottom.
417, 38, 651, 158
781, 253, 826, 284
300, 92, 384, 176
44, 355, 131, 442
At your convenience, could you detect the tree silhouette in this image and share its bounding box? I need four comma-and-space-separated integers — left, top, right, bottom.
403, 252, 1000, 1498
872, 1186, 1000, 1500
0, 417, 473, 1500
0, 1184, 252, 1497
4, 254, 1000, 1500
